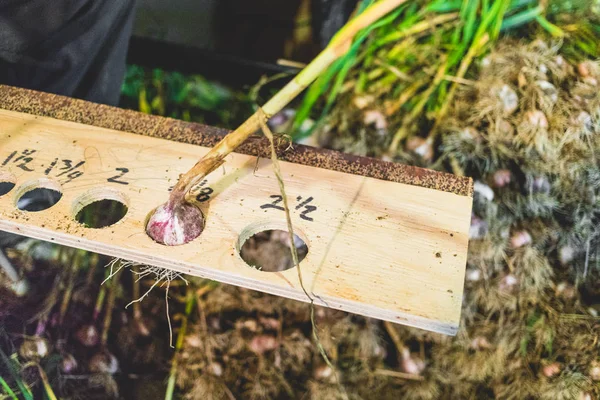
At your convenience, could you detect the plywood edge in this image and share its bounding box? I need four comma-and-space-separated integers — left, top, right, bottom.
0, 219, 458, 335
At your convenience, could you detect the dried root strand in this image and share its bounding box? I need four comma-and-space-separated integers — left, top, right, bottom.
258, 108, 349, 400
103, 258, 188, 347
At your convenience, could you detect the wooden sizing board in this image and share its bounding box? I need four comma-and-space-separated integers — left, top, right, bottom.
0, 108, 472, 335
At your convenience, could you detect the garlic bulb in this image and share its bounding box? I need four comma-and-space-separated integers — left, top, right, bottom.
146, 202, 204, 246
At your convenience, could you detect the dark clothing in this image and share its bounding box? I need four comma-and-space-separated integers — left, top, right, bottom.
0, 0, 136, 106
311, 0, 358, 48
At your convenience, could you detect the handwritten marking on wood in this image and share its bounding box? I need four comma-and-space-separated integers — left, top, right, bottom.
0, 109, 472, 335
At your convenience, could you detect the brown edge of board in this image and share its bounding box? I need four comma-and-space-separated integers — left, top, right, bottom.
0, 85, 472, 197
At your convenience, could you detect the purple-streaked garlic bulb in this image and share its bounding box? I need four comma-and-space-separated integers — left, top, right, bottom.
590, 361, 600, 381
525, 110, 549, 129
494, 84, 519, 115
146, 202, 204, 246
575, 111, 593, 131
61, 353, 78, 373
249, 335, 279, 354
400, 347, 425, 375
406, 137, 433, 162
19, 337, 49, 360
492, 169, 512, 188
75, 324, 100, 347
465, 268, 482, 282
528, 176, 551, 194
470, 336, 492, 350
555, 282, 576, 300
542, 362, 561, 378
474, 181, 494, 202
363, 110, 388, 131
499, 274, 518, 293
89, 350, 119, 374
511, 230, 532, 248
314, 364, 337, 383
209, 362, 224, 377
469, 215, 488, 240
559, 245, 575, 265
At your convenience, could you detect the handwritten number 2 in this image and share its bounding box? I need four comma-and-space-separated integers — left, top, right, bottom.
260, 195, 285, 211
107, 168, 129, 185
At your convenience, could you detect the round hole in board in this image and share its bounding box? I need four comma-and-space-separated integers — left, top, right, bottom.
15, 178, 63, 212
236, 221, 308, 272
72, 188, 130, 228
0, 171, 16, 197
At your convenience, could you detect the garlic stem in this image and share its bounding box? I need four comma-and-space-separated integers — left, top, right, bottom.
167, 0, 409, 204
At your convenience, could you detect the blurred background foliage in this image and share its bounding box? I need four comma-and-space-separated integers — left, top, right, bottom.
121, 66, 253, 129
290, 0, 600, 144
121, 0, 600, 149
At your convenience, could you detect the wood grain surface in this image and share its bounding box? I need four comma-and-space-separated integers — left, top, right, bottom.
0, 109, 472, 335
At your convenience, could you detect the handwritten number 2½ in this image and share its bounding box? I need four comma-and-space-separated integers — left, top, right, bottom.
260, 195, 316, 221
107, 168, 129, 185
